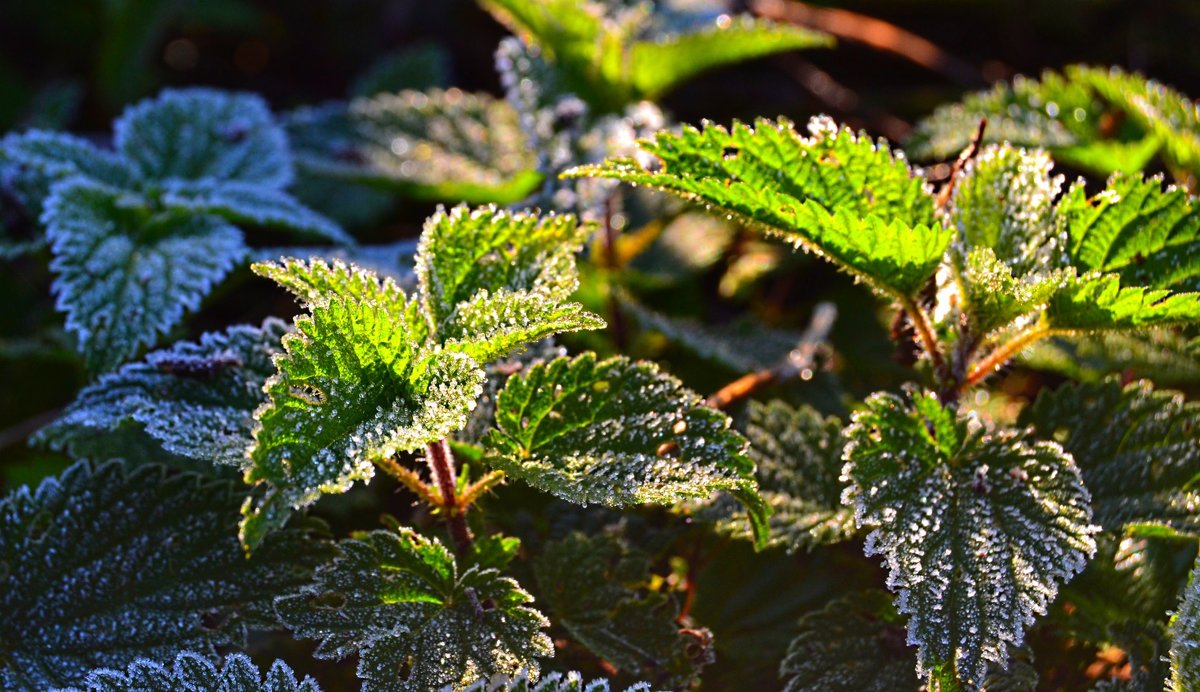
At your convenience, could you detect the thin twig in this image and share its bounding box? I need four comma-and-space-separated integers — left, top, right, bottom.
426, 439, 473, 553
751, 0, 983, 86
960, 326, 1055, 393
936, 118, 988, 208
707, 303, 837, 409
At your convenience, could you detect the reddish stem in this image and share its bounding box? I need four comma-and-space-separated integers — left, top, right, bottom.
426, 439, 472, 553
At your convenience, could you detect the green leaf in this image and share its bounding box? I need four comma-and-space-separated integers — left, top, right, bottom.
960, 248, 1061, 336
1170, 555, 1200, 691
242, 259, 482, 550
0, 460, 334, 691
907, 66, 1162, 177
780, 590, 920, 692
65, 651, 321, 692
628, 15, 832, 100
44, 178, 246, 372
113, 88, 293, 188
480, 0, 830, 110
285, 91, 541, 205
161, 180, 352, 245
35, 319, 287, 470
1045, 271, 1200, 332
484, 352, 770, 547
843, 388, 1097, 689
948, 143, 1064, 273
567, 117, 948, 299
1019, 378, 1200, 535
275, 528, 552, 691
533, 532, 709, 687
415, 204, 603, 362
1057, 173, 1200, 292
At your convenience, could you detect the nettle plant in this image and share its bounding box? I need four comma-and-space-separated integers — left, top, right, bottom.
4, 0, 1200, 689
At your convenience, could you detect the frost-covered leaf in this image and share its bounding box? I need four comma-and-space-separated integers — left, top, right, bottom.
113, 88, 293, 188
568, 116, 948, 299
484, 353, 770, 547
1045, 271, 1200, 332
0, 460, 334, 691
949, 144, 1064, 274
1057, 174, 1200, 292
415, 204, 603, 363
44, 178, 246, 372
0, 130, 139, 210
276, 528, 551, 691
285, 91, 541, 205
1170, 556, 1200, 691
1019, 378, 1200, 535
842, 388, 1097, 689
461, 670, 649, 692
908, 66, 1166, 177
64, 651, 320, 692
702, 401, 854, 552
456, 340, 567, 446
253, 239, 418, 287
35, 319, 288, 469
780, 590, 919, 692
534, 532, 708, 687
161, 180, 351, 245
481, 0, 830, 109
960, 248, 1061, 336
242, 259, 483, 550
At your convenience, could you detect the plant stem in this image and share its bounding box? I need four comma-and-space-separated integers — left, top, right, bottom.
426, 439, 473, 553
898, 295, 947, 381
960, 326, 1054, 392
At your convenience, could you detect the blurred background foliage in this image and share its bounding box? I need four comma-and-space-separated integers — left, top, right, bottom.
2, 1, 1199, 687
